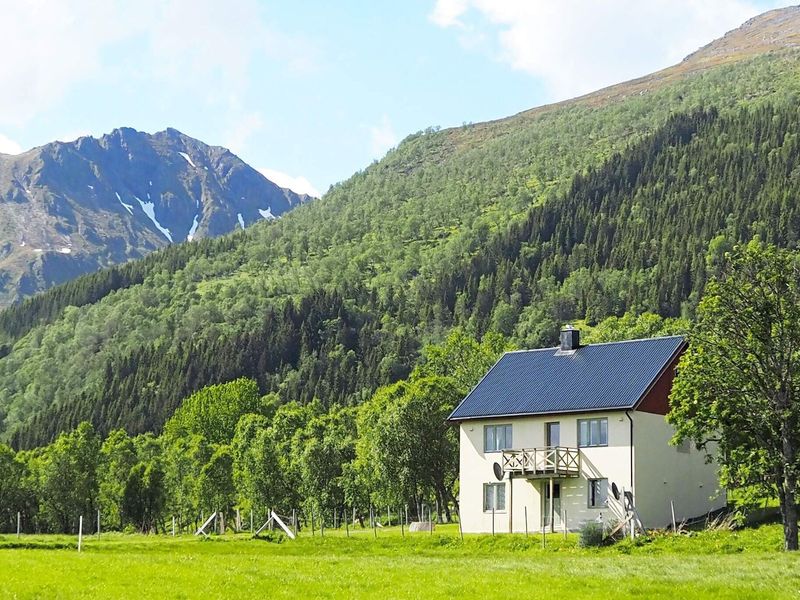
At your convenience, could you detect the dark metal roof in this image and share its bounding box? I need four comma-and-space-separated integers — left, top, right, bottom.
448, 335, 686, 421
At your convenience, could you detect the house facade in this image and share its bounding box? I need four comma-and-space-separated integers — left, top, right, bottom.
449, 330, 725, 534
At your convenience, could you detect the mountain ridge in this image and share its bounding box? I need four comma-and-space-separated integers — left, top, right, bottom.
0, 127, 310, 304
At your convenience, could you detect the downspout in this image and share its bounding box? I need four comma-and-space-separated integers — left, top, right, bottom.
626, 410, 634, 494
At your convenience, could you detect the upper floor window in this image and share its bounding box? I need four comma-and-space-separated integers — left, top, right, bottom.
578, 418, 608, 447
484, 424, 512, 452
546, 421, 560, 447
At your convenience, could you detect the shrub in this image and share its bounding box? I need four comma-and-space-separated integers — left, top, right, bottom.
578, 521, 605, 547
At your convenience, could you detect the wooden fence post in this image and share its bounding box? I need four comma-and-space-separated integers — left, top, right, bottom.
524, 506, 528, 537
670, 500, 677, 532
78, 516, 83, 552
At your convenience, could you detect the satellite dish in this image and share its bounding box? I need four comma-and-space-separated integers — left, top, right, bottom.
492, 462, 504, 481
611, 482, 620, 501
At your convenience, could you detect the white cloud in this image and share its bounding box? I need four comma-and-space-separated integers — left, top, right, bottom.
0, 0, 316, 129
369, 115, 398, 158
430, 0, 786, 101
0, 133, 22, 155
430, 0, 469, 27
259, 168, 321, 198
223, 111, 265, 158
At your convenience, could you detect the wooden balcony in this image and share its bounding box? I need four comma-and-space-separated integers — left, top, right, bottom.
501, 447, 581, 478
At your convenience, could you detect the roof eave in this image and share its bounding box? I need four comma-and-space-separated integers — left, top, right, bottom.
448, 404, 636, 423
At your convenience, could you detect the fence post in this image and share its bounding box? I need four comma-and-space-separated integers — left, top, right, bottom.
97, 509, 101, 537
524, 506, 528, 537
172, 516, 176, 537
311, 510, 315, 537
17, 511, 20, 537
670, 500, 676, 532
78, 516, 83, 552
345, 508, 350, 537
400, 506, 405, 538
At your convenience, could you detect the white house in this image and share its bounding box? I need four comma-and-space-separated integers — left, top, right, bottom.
448, 329, 725, 534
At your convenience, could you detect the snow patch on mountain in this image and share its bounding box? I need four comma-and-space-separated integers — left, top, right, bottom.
115, 192, 134, 215
258, 207, 275, 220
237, 213, 245, 230
187, 214, 200, 241
178, 152, 196, 168
136, 197, 173, 242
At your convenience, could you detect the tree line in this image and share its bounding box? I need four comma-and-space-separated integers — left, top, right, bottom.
0, 331, 506, 534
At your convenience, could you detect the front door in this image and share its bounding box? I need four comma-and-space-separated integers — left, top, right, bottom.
542, 482, 561, 527
546, 422, 560, 447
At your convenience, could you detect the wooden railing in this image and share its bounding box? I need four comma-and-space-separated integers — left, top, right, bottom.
501, 447, 580, 478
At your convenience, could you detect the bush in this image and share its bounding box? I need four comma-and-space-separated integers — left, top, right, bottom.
578, 521, 605, 547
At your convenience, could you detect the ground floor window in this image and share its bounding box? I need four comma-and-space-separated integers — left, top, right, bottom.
588, 478, 608, 508
483, 482, 506, 511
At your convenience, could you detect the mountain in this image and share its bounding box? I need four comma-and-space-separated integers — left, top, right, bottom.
0, 127, 310, 304
3, 7, 800, 448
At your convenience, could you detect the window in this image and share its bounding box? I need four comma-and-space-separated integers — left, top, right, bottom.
483, 483, 506, 511
588, 478, 608, 508
578, 418, 608, 447
546, 422, 560, 446
484, 424, 512, 452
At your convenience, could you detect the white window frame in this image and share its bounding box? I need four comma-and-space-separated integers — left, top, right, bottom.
483, 482, 506, 512
484, 424, 512, 453
588, 478, 608, 508
578, 417, 608, 447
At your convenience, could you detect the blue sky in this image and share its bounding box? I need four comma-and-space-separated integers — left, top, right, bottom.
0, 0, 789, 196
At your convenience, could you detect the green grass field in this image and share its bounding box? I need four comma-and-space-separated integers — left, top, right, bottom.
1, 524, 798, 599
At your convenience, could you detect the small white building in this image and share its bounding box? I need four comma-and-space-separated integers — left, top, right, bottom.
448, 329, 725, 534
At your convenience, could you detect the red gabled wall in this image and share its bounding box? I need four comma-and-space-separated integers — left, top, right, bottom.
635, 350, 684, 415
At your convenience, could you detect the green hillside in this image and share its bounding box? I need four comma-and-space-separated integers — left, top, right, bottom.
3, 46, 800, 447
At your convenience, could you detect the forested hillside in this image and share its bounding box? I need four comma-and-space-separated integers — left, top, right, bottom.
2, 25, 800, 447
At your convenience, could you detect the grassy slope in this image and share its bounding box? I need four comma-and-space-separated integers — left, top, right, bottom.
1, 48, 800, 439
1, 525, 798, 599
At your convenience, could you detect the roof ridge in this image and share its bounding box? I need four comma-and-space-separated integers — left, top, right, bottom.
504, 334, 685, 354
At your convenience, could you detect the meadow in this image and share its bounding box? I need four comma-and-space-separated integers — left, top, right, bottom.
1, 523, 799, 599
